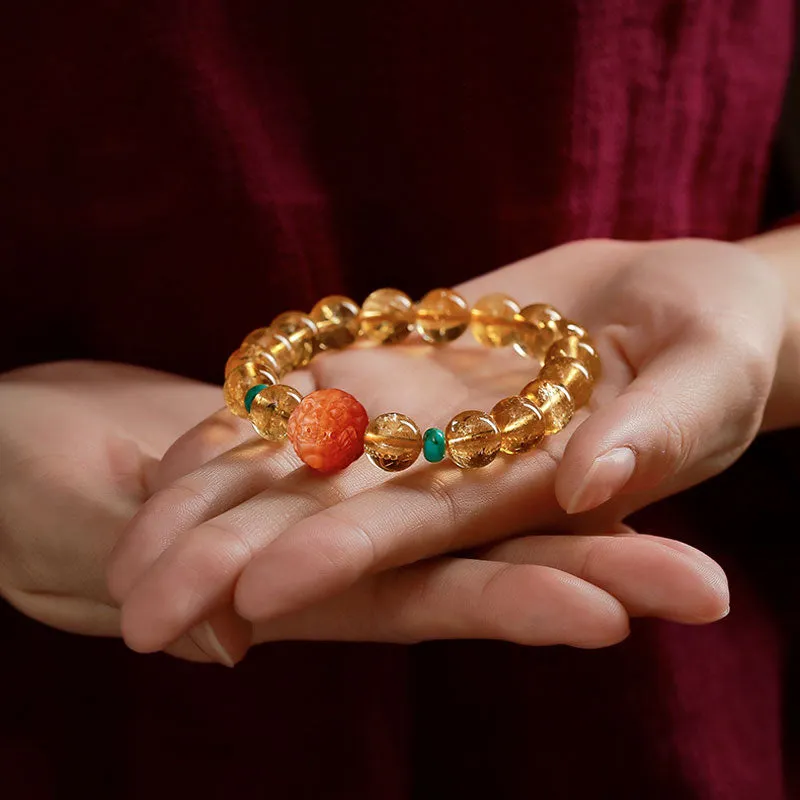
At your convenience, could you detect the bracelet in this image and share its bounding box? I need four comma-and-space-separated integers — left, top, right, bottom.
223, 289, 600, 473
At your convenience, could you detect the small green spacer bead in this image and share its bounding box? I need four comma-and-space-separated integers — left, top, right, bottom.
244, 384, 270, 414
423, 427, 446, 463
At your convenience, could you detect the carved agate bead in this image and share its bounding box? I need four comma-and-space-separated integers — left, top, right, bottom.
287, 388, 369, 472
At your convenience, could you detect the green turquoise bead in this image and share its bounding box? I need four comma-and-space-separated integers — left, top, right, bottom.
423, 427, 446, 463
244, 384, 270, 414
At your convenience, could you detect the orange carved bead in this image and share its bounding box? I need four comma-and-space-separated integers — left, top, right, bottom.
287, 388, 369, 473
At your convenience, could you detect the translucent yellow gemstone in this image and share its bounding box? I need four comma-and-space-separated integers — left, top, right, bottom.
310, 295, 361, 350
547, 335, 601, 380
415, 288, 471, 345
445, 410, 502, 469
224, 362, 279, 418
225, 345, 281, 379
557, 319, 589, 340
363, 412, 423, 471
470, 293, 522, 348
540, 357, 593, 408
241, 328, 296, 376
270, 311, 318, 368
360, 288, 415, 344
521, 378, 575, 435
490, 395, 545, 454
513, 304, 564, 363
249, 384, 304, 441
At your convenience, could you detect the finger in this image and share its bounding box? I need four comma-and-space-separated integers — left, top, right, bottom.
106, 435, 302, 603
152, 408, 256, 491
484, 532, 729, 623
555, 248, 784, 515
232, 448, 568, 623
152, 371, 318, 491
252, 557, 629, 649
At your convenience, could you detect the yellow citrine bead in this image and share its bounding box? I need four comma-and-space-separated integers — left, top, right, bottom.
513, 304, 564, 363
270, 311, 318, 368
556, 319, 589, 340
249, 384, 304, 441
445, 410, 502, 469
224, 345, 280, 379
490, 395, 546, 454
415, 288, 471, 345
364, 412, 423, 471
540, 357, 594, 408
547, 335, 601, 380
521, 378, 575, 435
310, 295, 361, 350
241, 328, 296, 376
360, 288, 415, 344
470, 293, 522, 347
224, 362, 279, 418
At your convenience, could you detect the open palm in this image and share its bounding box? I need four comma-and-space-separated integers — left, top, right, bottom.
107, 237, 782, 663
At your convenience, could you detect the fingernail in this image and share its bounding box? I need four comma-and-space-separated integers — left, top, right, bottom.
191, 622, 236, 668
567, 447, 636, 514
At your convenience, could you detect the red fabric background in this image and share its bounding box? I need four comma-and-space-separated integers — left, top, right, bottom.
1, 2, 798, 797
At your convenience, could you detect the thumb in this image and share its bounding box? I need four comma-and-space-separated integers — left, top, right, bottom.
555, 330, 777, 515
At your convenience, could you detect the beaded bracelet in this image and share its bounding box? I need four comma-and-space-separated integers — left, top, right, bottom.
222, 289, 601, 473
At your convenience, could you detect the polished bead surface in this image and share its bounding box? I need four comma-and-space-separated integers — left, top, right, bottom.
360, 288, 415, 344
364, 412, 422, 471
490, 395, 546, 454
245, 383, 270, 414
223, 362, 279, 418
415, 288, 471, 345
423, 427, 446, 463
521, 378, 575, 434
241, 328, 296, 376
287, 388, 369, 472
445, 410, 502, 469
471, 293, 521, 348
310, 295, 361, 350
225, 345, 281, 379
547, 335, 601, 380
513, 304, 564, 363
540, 357, 594, 408
270, 311, 318, 368
250, 384, 304, 441
557, 319, 589, 340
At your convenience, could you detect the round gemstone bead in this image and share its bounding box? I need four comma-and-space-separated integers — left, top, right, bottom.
415, 288, 471, 345
423, 427, 446, 463
547, 335, 601, 380
557, 319, 589, 340
490, 395, 545, 454
249, 384, 304, 441
513, 304, 563, 363
445, 410, 502, 469
270, 311, 318, 368
223, 362, 279, 418
241, 328, 296, 376
540, 357, 594, 408
471, 293, 521, 348
364, 412, 422, 472
287, 388, 369, 472
360, 288, 415, 344
521, 378, 575, 435
225, 345, 281, 379
310, 295, 361, 350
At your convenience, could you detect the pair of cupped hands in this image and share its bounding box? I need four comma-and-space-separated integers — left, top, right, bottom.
0, 239, 785, 665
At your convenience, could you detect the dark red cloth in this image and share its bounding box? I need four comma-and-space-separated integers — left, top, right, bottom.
1, 2, 798, 797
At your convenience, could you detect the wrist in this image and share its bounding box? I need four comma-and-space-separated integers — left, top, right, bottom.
740, 228, 800, 431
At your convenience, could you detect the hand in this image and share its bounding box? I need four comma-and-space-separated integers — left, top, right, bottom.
108, 239, 761, 657
0, 361, 227, 661
1, 361, 721, 666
